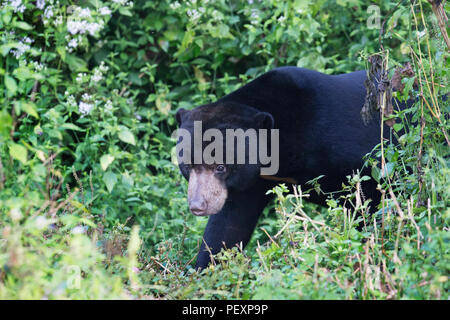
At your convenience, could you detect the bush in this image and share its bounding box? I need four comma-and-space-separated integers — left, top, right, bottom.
0, 0, 448, 299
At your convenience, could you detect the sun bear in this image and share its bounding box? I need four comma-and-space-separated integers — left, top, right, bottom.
175, 67, 391, 270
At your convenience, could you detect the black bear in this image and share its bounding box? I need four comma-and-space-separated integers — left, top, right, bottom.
175, 67, 391, 270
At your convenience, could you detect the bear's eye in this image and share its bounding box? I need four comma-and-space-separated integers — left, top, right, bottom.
215, 165, 226, 174
180, 163, 192, 173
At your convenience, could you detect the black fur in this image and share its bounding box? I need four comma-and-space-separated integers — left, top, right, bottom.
177, 67, 394, 270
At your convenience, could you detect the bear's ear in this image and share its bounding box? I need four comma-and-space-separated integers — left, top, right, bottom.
176, 108, 189, 125
254, 112, 274, 129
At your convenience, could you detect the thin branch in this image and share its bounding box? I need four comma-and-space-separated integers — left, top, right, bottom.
0, 159, 4, 189
428, 0, 450, 51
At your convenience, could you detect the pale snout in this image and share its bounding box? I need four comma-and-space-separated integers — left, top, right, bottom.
187, 168, 228, 217
189, 198, 208, 216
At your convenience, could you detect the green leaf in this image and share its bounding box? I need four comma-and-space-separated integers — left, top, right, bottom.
5, 75, 17, 95
9, 143, 27, 164
155, 96, 171, 115
0, 109, 12, 141
13, 21, 33, 30
61, 123, 84, 131
393, 123, 403, 132
103, 171, 117, 193
65, 54, 88, 72
371, 166, 380, 183
56, 46, 66, 61
2, 11, 11, 24
12, 66, 32, 81
119, 7, 133, 16
100, 154, 115, 171
381, 162, 395, 179
48, 128, 63, 140
177, 29, 194, 56
0, 43, 16, 56
129, 72, 143, 86
21, 102, 39, 119
118, 126, 136, 145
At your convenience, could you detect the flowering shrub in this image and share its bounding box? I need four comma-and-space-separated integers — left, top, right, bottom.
0, 0, 448, 299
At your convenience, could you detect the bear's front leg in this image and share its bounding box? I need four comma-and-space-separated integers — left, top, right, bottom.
195, 183, 272, 270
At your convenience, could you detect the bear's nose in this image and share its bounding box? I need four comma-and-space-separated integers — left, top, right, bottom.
189, 199, 207, 216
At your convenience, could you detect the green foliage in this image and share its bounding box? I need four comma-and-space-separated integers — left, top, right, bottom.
0, 0, 448, 299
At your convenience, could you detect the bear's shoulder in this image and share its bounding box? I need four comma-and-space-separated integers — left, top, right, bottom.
221, 67, 366, 103
267, 66, 367, 87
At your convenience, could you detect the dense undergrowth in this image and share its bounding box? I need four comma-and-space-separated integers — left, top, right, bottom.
0, 0, 448, 299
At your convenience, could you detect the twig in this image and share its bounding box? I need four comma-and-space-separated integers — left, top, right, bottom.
30, 80, 39, 102
150, 257, 172, 274
48, 190, 78, 218
388, 187, 405, 220
182, 254, 197, 270
260, 227, 279, 248
256, 240, 269, 272
0, 159, 4, 189
89, 170, 94, 209
407, 197, 423, 249
72, 167, 85, 206
416, 98, 426, 206
428, 0, 450, 51
202, 238, 216, 268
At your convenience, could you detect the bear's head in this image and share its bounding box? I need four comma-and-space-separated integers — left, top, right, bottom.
175, 102, 275, 216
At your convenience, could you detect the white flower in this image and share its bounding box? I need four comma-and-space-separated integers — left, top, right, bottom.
212, 10, 223, 21
68, 38, 78, 48
250, 9, 260, 24
170, 2, 180, 10
10, 208, 22, 221
79, 8, 91, 18
68, 20, 89, 34
92, 69, 103, 82
23, 37, 33, 44
86, 22, 102, 36
187, 8, 201, 20
417, 30, 426, 38
67, 38, 78, 52
8, 0, 26, 13
67, 95, 77, 107
67, 20, 81, 34
44, 6, 53, 19
79, 101, 94, 115
99, 6, 111, 15
76, 73, 86, 83
10, 37, 33, 58
36, 0, 45, 10
99, 61, 109, 73
67, 20, 102, 36
31, 61, 45, 71
105, 100, 113, 110
71, 226, 85, 234
35, 216, 48, 230
54, 15, 63, 26
277, 15, 286, 23
82, 93, 92, 101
